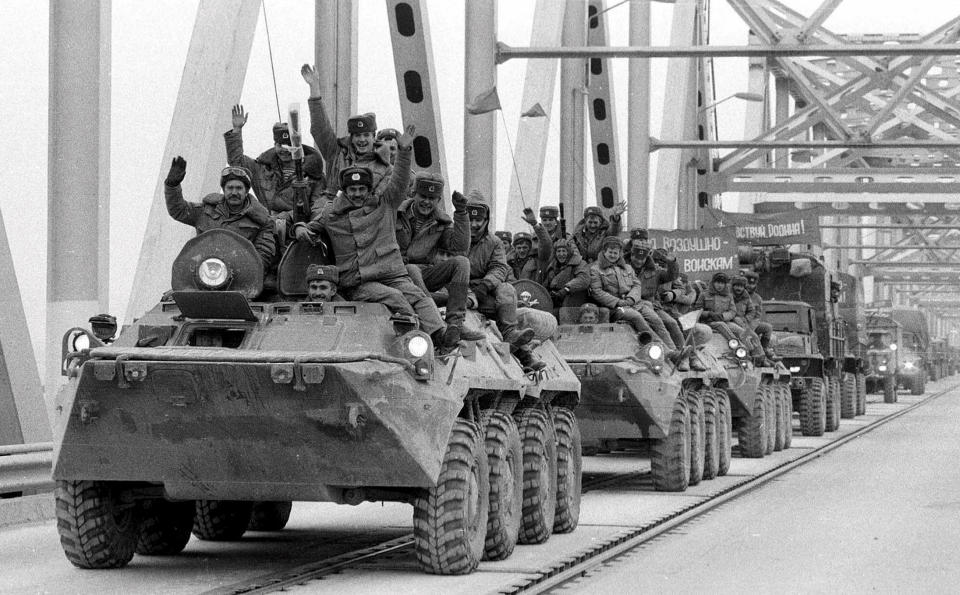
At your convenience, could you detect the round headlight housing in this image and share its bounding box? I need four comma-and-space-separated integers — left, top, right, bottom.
728, 338, 740, 350
735, 347, 748, 359
70, 331, 91, 352
197, 257, 230, 289
407, 335, 430, 358
646, 343, 664, 361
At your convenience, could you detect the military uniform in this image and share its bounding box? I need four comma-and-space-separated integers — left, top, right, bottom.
573, 206, 623, 262
588, 238, 658, 340
542, 239, 590, 308
307, 101, 392, 193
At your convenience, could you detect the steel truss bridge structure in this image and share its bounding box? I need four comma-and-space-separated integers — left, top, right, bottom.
2, 0, 960, 446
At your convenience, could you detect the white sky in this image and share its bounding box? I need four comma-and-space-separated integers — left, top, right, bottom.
1, 0, 958, 372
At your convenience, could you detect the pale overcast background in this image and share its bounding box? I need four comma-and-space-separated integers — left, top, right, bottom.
1, 0, 957, 373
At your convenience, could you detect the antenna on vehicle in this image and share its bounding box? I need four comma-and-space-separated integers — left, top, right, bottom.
262, 2, 283, 122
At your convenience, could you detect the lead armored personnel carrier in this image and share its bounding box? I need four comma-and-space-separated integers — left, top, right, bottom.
52, 230, 581, 574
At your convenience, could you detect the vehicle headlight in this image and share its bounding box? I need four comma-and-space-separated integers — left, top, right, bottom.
197, 257, 230, 289
728, 339, 740, 349
70, 331, 91, 352
904, 361, 915, 369
789, 366, 800, 373
407, 335, 430, 358
735, 347, 748, 359
878, 365, 887, 372
646, 343, 664, 361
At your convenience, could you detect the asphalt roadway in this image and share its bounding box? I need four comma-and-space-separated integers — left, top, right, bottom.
561, 384, 960, 594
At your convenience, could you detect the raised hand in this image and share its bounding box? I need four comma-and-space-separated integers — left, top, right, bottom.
396, 124, 416, 150
520, 207, 538, 227
231, 104, 248, 132
451, 190, 468, 212
301, 64, 321, 90
611, 200, 628, 218
165, 156, 187, 187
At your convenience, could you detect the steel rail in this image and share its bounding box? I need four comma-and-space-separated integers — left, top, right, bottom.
0, 449, 54, 494
651, 140, 960, 150
512, 384, 958, 594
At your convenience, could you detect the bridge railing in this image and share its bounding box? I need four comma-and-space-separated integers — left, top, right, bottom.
0, 442, 54, 496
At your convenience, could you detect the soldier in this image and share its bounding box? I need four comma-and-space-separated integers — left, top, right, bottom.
494, 230, 513, 246
304, 264, 343, 302
694, 272, 759, 356
163, 158, 275, 268
307, 125, 460, 354
573, 203, 626, 262
88, 314, 117, 344
538, 205, 569, 243
375, 128, 400, 164
466, 190, 545, 370
578, 303, 600, 324
302, 64, 392, 193
542, 238, 590, 309
507, 208, 553, 282
660, 272, 714, 353
744, 270, 776, 361
588, 236, 664, 348
396, 172, 484, 341
730, 275, 768, 363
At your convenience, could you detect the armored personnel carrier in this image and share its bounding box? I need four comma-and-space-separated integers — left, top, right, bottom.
52, 230, 581, 574
864, 314, 902, 403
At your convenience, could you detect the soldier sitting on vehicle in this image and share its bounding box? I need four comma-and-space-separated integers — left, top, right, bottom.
466, 190, 545, 370
743, 270, 777, 361
302, 64, 392, 193
578, 303, 600, 324
659, 272, 714, 354
508, 208, 553, 282
695, 272, 763, 359
163, 158, 275, 269
730, 275, 770, 364
303, 264, 343, 302
304, 126, 461, 354
573, 203, 626, 262
589, 236, 672, 353
538, 205, 570, 243
542, 238, 590, 309
396, 172, 484, 342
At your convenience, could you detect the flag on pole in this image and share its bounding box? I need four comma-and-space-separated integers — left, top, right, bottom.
520, 102, 547, 118
466, 86, 502, 115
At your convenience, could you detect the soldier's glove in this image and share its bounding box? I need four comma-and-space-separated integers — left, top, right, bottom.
550, 287, 569, 303
451, 190, 468, 213
294, 224, 315, 244
617, 299, 633, 308
165, 156, 187, 187
660, 290, 676, 303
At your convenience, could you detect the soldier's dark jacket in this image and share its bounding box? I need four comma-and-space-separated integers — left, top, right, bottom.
396, 199, 470, 265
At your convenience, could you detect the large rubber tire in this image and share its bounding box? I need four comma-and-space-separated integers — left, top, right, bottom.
738, 386, 767, 458
552, 407, 582, 534
841, 373, 857, 419
515, 408, 558, 545
687, 389, 705, 486
481, 411, 522, 561
883, 374, 897, 404
701, 390, 720, 480
824, 376, 841, 432
772, 384, 786, 452
248, 501, 293, 532
855, 373, 867, 416
192, 500, 254, 541
780, 383, 793, 449
800, 377, 827, 437
136, 499, 194, 555
911, 375, 925, 396
55, 480, 141, 569
714, 389, 732, 476
414, 418, 489, 575
763, 383, 776, 455
651, 395, 691, 491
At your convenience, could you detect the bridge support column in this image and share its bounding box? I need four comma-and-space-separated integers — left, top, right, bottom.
315, 0, 357, 135
560, 0, 587, 223
627, 0, 651, 229
464, 0, 498, 220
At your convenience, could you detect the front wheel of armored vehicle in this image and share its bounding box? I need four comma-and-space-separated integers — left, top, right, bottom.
192, 500, 254, 541
248, 501, 293, 532
772, 384, 786, 452
738, 386, 767, 458
56, 480, 141, 569
825, 377, 842, 432
651, 396, 691, 492
855, 373, 867, 415
841, 373, 857, 419
552, 407, 582, 534
883, 375, 897, 403
136, 499, 194, 555
763, 383, 776, 455
800, 378, 827, 436
480, 411, 522, 561
415, 418, 490, 574
713, 388, 732, 476
687, 389, 706, 486
515, 408, 558, 545
701, 390, 720, 481
780, 383, 793, 449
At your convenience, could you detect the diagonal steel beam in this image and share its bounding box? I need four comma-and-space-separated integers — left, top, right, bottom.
796, 0, 844, 41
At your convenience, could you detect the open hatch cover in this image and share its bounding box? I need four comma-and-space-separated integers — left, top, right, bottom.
171, 291, 258, 321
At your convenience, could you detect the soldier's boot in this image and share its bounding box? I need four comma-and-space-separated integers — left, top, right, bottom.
515, 346, 546, 371
432, 325, 461, 356
444, 309, 485, 342
689, 351, 708, 372
760, 336, 781, 362
501, 325, 535, 348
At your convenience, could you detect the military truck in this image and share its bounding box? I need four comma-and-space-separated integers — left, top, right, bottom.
52, 230, 581, 574
890, 308, 930, 394
749, 249, 865, 431
864, 314, 902, 403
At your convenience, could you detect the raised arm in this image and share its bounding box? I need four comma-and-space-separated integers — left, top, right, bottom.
441, 190, 471, 255
302, 64, 341, 161
163, 157, 201, 227
382, 125, 415, 209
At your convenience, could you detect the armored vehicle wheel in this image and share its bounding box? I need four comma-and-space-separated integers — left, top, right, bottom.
515, 408, 558, 545
713, 389, 732, 476
552, 407, 582, 534
414, 418, 489, 574
701, 390, 720, 481
136, 499, 194, 555
772, 385, 786, 452
651, 395, 691, 492
738, 386, 767, 458
55, 480, 141, 569
687, 390, 705, 486
856, 373, 867, 415
780, 383, 793, 449
825, 377, 841, 432
910, 375, 925, 396
763, 384, 776, 455
248, 501, 293, 532
192, 500, 253, 541
800, 378, 827, 436
840, 373, 857, 419
883, 375, 897, 403
480, 411, 522, 561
